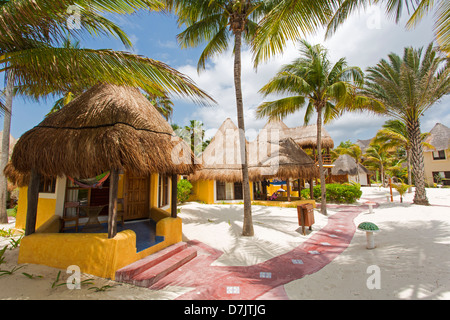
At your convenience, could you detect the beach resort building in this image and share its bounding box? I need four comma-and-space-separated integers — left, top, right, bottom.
5, 84, 199, 279
423, 123, 450, 186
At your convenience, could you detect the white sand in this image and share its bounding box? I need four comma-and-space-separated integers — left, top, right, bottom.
0, 187, 449, 300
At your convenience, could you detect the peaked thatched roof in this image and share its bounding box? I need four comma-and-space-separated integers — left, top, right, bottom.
423, 123, 450, 151
188, 118, 247, 182
248, 137, 318, 181
286, 124, 334, 149
6, 83, 199, 186
188, 118, 319, 182
262, 120, 334, 149
331, 154, 369, 176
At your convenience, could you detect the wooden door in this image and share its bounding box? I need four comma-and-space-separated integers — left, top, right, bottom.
124, 173, 150, 220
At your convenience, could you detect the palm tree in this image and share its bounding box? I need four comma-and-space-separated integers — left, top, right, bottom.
145, 93, 175, 121
0, 0, 214, 223
165, 0, 280, 236
165, 0, 364, 232
256, 40, 365, 215
326, 0, 450, 54
363, 43, 450, 205
373, 120, 412, 190
336, 143, 363, 164
363, 143, 395, 188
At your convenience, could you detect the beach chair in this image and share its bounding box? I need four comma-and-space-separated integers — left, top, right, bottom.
268, 192, 278, 201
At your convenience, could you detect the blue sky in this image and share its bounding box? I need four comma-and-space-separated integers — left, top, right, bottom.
2, 7, 449, 146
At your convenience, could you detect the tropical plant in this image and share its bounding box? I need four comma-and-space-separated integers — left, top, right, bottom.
0, 0, 214, 223
145, 92, 174, 121
177, 179, 193, 203
373, 120, 434, 192
335, 143, 363, 163
326, 0, 450, 54
363, 143, 395, 188
392, 182, 412, 203
363, 43, 450, 205
256, 40, 366, 215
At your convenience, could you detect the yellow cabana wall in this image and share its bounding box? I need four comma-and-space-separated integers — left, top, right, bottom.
188, 180, 254, 204
189, 180, 215, 204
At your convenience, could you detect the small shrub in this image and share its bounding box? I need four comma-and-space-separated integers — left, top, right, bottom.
301, 183, 362, 203
177, 179, 193, 204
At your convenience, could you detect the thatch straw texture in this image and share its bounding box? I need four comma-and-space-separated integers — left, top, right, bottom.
189, 118, 319, 182
248, 137, 318, 181
7, 83, 199, 186
423, 123, 450, 151
188, 118, 247, 182
284, 124, 334, 149
331, 154, 369, 176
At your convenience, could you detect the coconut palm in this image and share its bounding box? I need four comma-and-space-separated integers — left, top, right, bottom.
145, 93, 175, 121
0, 0, 214, 223
164, 0, 365, 232
256, 40, 365, 215
165, 0, 282, 236
363, 43, 450, 205
326, 0, 450, 54
363, 143, 395, 188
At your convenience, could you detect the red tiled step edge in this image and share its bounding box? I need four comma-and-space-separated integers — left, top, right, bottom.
115, 242, 188, 282
132, 247, 197, 288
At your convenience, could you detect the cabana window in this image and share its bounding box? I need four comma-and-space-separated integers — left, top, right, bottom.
39, 178, 56, 194
158, 175, 169, 208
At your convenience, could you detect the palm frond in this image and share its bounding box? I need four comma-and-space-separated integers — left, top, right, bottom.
1, 46, 215, 105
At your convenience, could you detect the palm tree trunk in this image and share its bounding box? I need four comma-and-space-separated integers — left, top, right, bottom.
406, 149, 412, 193
233, 24, 253, 236
316, 103, 327, 215
0, 69, 14, 223
407, 119, 429, 205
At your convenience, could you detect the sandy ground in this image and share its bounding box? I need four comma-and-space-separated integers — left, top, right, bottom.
0, 187, 449, 300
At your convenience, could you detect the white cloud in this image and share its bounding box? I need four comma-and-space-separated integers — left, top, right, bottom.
173, 7, 445, 145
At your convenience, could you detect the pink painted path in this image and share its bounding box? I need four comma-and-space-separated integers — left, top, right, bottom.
149, 204, 366, 300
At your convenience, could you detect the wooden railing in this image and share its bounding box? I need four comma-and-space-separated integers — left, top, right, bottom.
313, 154, 333, 165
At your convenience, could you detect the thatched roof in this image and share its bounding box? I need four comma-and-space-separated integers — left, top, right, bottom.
331, 154, 369, 176
6, 83, 199, 186
423, 123, 450, 151
189, 118, 319, 182
261, 120, 334, 149
188, 118, 247, 182
248, 137, 318, 181
285, 124, 334, 149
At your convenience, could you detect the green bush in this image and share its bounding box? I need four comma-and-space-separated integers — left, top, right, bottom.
300, 183, 362, 203
177, 179, 193, 204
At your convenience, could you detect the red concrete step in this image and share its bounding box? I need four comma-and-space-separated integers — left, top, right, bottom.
115, 242, 188, 282
130, 247, 197, 288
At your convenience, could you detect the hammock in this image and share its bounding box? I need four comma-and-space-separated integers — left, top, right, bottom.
68, 171, 110, 189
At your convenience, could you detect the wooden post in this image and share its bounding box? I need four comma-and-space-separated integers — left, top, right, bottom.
171, 174, 178, 218
25, 168, 41, 236
286, 178, 291, 202
107, 169, 119, 239
389, 177, 393, 202
309, 178, 314, 200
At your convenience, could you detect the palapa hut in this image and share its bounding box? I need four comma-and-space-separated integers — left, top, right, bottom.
188, 118, 319, 203
5, 83, 199, 279
188, 118, 248, 202
330, 154, 371, 186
